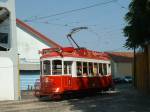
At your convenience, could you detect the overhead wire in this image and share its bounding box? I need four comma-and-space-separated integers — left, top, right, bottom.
115, 0, 128, 10
30, 21, 76, 28
23, 0, 118, 22
30, 21, 124, 49
17, 0, 127, 52
86, 28, 102, 48
67, 27, 123, 51
103, 47, 126, 52
29, 19, 123, 33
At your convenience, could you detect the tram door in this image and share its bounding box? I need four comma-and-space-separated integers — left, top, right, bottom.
63, 61, 72, 89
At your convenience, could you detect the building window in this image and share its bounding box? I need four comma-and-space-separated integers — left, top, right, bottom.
0, 33, 9, 51
52, 60, 62, 75
83, 62, 88, 76
0, 33, 8, 43
77, 61, 82, 76
43, 60, 50, 75
64, 61, 72, 75
0, 8, 10, 51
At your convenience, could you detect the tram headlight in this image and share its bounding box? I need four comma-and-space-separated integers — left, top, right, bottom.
55, 88, 60, 92
52, 88, 60, 92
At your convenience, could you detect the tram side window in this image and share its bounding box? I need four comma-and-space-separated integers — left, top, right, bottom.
43, 60, 51, 75
93, 63, 98, 76
108, 64, 111, 74
99, 63, 103, 75
103, 63, 107, 75
89, 62, 93, 76
83, 62, 88, 76
52, 60, 62, 75
77, 61, 82, 76
64, 61, 72, 75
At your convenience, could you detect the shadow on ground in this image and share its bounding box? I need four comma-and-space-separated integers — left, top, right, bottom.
20, 84, 150, 112
64, 84, 150, 112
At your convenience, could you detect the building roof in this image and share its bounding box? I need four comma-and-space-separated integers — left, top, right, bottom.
106, 52, 134, 63
16, 19, 62, 48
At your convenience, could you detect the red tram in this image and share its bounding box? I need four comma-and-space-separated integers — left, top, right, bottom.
34, 47, 114, 99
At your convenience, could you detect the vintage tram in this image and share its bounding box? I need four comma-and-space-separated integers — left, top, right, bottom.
34, 47, 114, 99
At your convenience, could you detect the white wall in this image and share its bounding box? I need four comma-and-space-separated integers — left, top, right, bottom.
113, 62, 132, 78
16, 27, 50, 64
0, 58, 14, 100
0, 0, 19, 100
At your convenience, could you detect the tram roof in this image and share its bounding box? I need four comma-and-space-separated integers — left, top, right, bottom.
40, 47, 110, 61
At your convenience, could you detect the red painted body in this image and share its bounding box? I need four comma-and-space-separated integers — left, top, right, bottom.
35, 47, 113, 98
35, 75, 113, 97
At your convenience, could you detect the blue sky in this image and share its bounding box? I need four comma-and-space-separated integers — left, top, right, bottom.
16, 0, 131, 52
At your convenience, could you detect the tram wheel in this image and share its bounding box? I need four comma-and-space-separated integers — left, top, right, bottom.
51, 94, 62, 100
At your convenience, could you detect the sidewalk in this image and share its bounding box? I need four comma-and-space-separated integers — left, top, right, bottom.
0, 91, 38, 105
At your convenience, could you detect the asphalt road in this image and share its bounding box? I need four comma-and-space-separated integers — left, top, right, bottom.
0, 84, 150, 112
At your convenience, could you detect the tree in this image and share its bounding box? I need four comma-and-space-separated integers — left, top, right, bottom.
123, 0, 150, 49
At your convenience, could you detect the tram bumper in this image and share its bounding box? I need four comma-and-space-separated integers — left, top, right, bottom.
38, 87, 63, 96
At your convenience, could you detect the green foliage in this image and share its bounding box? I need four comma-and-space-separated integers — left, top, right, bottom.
123, 0, 150, 49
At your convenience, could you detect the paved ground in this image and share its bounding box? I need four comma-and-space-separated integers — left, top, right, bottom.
0, 84, 150, 112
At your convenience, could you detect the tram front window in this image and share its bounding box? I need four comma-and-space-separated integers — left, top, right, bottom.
52, 60, 62, 75
43, 60, 51, 75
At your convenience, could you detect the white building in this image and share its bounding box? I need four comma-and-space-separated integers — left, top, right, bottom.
107, 52, 133, 78
16, 19, 61, 90
0, 0, 19, 100
0, 0, 61, 100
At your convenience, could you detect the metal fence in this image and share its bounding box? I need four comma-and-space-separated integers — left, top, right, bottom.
20, 74, 40, 90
